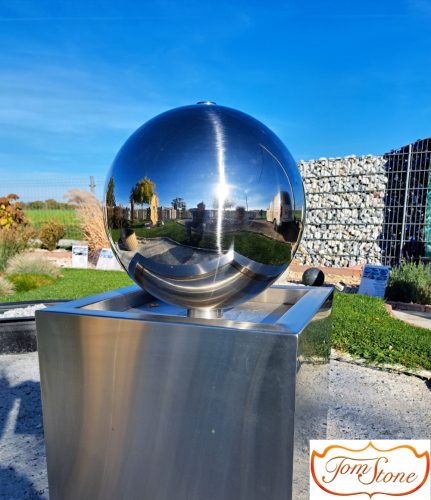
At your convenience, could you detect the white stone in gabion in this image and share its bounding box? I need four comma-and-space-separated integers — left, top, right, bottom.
296, 154, 387, 266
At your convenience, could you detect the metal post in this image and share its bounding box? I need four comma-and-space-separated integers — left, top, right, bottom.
89, 176, 96, 194
399, 143, 412, 263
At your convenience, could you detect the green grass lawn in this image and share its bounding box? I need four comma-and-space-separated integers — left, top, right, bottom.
0, 269, 429, 371
332, 292, 431, 371
0, 268, 133, 302
25, 209, 83, 239
112, 220, 291, 265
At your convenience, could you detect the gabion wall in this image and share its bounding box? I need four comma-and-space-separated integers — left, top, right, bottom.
296, 155, 387, 267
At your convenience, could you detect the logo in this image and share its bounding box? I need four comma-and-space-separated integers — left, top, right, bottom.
310, 440, 430, 499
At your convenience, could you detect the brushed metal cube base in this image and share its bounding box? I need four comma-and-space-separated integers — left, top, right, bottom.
36, 285, 332, 500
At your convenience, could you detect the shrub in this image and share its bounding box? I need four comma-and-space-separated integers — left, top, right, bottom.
0, 227, 35, 271
0, 194, 27, 230
5, 253, 61, 279
386, 261, 431, 305
39, 221, 65, 251
0, 276, 15, 296
8, 273, 56, 293
0, 230, 23, 271
64, 189, 109, 255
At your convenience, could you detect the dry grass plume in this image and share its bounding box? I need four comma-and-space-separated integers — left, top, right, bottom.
64, 189, 109, 255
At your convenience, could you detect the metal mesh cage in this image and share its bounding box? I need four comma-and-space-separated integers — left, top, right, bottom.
380, 138, 431, 266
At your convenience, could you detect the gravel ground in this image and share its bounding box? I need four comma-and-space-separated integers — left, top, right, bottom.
0, 305, 46, 319
328, 360, 430, 439
0, 353, 47, 499
0, 353, 429, 499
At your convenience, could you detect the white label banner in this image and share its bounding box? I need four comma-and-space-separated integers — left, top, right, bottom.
358, 265, 391, 298
71, 245, 88, 269
96, 248, 122, 271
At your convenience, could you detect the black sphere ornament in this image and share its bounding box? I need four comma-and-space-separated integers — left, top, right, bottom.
302, 267, 325, 287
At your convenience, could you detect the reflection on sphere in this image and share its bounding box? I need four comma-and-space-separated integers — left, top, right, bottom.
104, 103, 305, 312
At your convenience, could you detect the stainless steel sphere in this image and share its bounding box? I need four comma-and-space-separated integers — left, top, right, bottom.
104, 102, 305, 313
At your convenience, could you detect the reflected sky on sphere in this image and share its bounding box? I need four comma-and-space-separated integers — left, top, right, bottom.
108, 104, 304, 212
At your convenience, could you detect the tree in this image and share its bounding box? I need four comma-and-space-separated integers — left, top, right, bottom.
171, 197, 186, 217
24, 200, 44, 210
106, 176, 116, 207
133, 177, 155, 207
45, 198, 59, 209
131, 177, 156, 222
129, 189, 135, 222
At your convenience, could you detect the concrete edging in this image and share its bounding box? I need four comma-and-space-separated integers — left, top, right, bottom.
387, 300, 431, 313
331, 350, 431, 382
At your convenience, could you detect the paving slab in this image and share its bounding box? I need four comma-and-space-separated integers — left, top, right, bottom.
390, 308, 431, 330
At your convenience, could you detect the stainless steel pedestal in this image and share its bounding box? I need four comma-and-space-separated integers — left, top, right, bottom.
36, 285, 332, 500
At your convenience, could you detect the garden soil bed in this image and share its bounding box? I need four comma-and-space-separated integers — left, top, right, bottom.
287, 260, 363, 286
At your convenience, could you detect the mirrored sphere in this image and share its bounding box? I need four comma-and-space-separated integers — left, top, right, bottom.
104, 103, 305, 312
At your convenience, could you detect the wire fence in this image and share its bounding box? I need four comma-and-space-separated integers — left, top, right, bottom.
0, 176, 104, 201
0, 176, 104, 240
380, 138, 431, 266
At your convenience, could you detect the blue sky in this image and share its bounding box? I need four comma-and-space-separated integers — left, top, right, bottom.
0, 0, 430, 192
